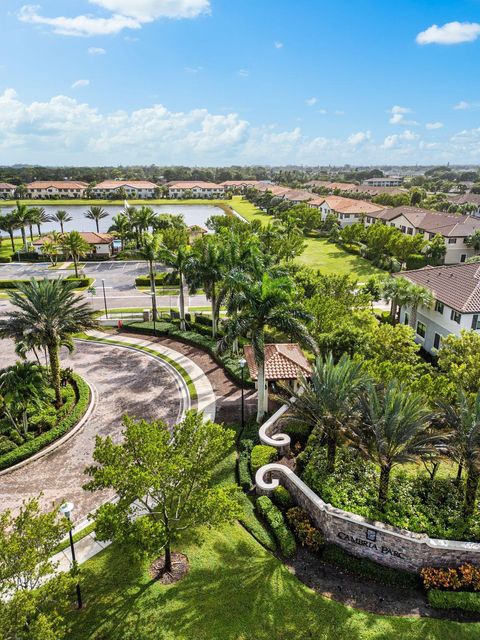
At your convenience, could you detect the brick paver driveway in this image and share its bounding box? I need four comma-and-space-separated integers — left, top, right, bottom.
0, 338, 185, 522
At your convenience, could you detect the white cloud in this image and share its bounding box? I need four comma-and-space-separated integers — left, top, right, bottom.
274, 41, 283, 49
416, 21, 480, 45
2, 88, 474, 165
18, 1, 210, 36
347, 131, 371, 146
237, 69, 249, 77
426, 121, 443, 130
184, 65, 202, 73
71, 79, 90, 88
305, 97, 317, 106
453, 100, 480, 111
88, 47, 106, 54
388, 105, 418, 126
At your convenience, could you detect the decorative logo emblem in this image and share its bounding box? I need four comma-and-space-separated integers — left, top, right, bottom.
366, 529, 377, 542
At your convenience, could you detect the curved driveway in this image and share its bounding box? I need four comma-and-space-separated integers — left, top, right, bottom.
0, 339, 185, 522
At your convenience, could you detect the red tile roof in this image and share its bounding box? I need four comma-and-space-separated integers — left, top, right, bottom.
33, 232, 113, 246
26, 181, 88, 189
317, 195, 385, 215
219, 180, 262, 187
396, 263, 480, 313
94, 180, 157, 189
380, 206, 480, 237
168, 181, 224, 189
0, 182, 15, 189
244, 343, 311, 381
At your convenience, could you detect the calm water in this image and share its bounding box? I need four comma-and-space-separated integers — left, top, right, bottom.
0, 204, 224, 234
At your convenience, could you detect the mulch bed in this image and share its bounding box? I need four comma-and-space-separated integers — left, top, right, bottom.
149, 552, 189, 584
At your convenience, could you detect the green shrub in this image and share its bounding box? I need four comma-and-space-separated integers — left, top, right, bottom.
322, 544, 418, 588
135, 272, 180, 287
237, 493, 276, 552
250, 445, 277, 474
272, 486, 294, 511
406, 253, 427, 270
238, 450, 253, 491
255, 495, 296, 558
286, 507, 324, 552
0, 256, 11, 263
421, 564, 480, 591
428, 590, 480, 612
0, 374, 90, 470
283, 422, 311, 449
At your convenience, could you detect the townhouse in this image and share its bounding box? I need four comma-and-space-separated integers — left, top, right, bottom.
91, 180, 158, 199
219, 180, 263, 190
365, 206, 480, 264
0, 182, 16, 199
449, 193, 480, 217
395, 263, 480, 354
26, 181, 88, 199
309, 195, 385, 227
168, 181, 225, 199
33, 232, 115, 257
363, 176, 403, 187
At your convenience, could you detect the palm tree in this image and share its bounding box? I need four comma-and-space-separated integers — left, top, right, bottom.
129, 233, 162, 321
437, 389, 480, 517
32, 207, 50, 236
0, 279, 98, 407
51, 210, 72, 234
159, 243, 191, 331
108, 213, 131, 251
381, 277, 412, 321
351, 380, 436, 511
134, 206, 156, 243
85, 206, 109, 233
61, 231, 90, 277
404, 283, 434, 331
12, 202, 32, 251
0, 361, 47, 439
0, 213, 19, 252
220, 272, 317, 422
42, 240, 60, 267
186, 237, 224, 338
282, 353, 369, 472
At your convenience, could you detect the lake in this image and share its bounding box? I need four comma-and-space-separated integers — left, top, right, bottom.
0, 204, 225, 235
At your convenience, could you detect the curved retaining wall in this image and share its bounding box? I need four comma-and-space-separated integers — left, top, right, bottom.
256, 415, 480, 573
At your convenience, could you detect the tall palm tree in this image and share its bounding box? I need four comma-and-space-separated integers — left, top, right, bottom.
282, 353, 369, 472
42, 240, 60, 267
12, 202, 32, 251
32, 207, 50, 236
129, 233, 162, 321
61, 231, 90, 277
85, 206, 109, 233
404, 283, 434, 331
351, 380, 436, 511
186, 236, 224, 338
0, 213, 19, 252
437, 389, 480, 517
134, 206, 156, 243
158, 243, 191, 331
381, 277, 412, 321
0, 361, 47, 439
51, 210, 72, 234
108, 213, 131, 251
220, 272, 317, 422
0, 279, 98, 407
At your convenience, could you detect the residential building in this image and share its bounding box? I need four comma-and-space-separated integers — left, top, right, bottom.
367, 206, 480, 264
91, 180, 158, 199
0, 182, 16, 199
26, 181, 88, 199
282, 189, 314, 204
309, 195, 385, 227
395, 263, 480, 354
449, 193, 480, 217
33, 232, 115, 257
168, 181, 225, 199
219, 180, 263, 190
363, 176, 403, 187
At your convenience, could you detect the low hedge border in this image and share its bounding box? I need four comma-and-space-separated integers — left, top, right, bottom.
123, 322, 255, 389
75, 335, 198, 404
428, 590, 480, 613
322, 544, 418, 589
255, 495, 296, 558
0, 373, 91, 472
0, 277, 94, 291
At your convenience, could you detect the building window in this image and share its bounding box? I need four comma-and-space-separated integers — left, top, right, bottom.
472, 315, 480, 330
435, 301, 444, 314
461, 254, 467, 263
433, 333, 442, 350
448, 238, 457, 244
407, 228, 413, 235
451, 310, 461, 324
400, 225, 406, 232
416, 321, 426, 338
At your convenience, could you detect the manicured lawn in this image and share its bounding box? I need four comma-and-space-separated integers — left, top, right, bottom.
229, 197, 383, 278
64, 522, 479, 640
0, 236, 26, 259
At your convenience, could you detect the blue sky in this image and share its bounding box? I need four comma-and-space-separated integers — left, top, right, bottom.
1, 0, 480, 165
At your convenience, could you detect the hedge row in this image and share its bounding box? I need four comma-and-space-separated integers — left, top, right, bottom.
250, 444, 277, 474
0, 277, 92, 290
135, 272, 180, 287
286, 507, 324, 552
322, 544, 418, 588
0, 256, 11, 263
0, 373, 90, 470
124, 322, 254, 388
238, 439, 254, 491
255, 495, 296, 558
427, 590, 480, 613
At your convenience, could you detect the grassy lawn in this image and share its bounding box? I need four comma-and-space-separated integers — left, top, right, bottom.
64, 522, 479, 640
0, 236, 26, 259
229, 197, 382, 278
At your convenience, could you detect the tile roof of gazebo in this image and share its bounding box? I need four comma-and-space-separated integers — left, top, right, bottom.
244, 343, 311, 381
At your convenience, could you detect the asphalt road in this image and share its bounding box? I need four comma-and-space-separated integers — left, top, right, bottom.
0, 261, 209, 314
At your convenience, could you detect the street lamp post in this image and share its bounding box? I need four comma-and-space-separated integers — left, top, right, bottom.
101, 279, 108, 319
239, 358, 247, 437
151, 292, 156, 336
59, 502, 83, 610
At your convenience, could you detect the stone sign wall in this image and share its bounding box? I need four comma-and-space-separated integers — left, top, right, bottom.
256, 463, 480, 573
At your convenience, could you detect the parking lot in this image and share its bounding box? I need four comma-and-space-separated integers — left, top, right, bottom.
0, 261, 208, 313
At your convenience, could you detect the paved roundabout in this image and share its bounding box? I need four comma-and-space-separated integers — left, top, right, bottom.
0, 334, 210, 523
